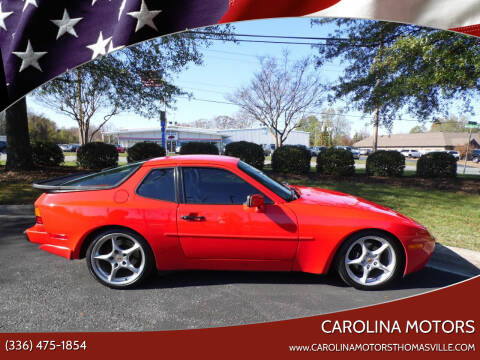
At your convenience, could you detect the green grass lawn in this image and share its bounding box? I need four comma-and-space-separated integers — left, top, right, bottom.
278, 176, 480, 251
0, 183, 43, 205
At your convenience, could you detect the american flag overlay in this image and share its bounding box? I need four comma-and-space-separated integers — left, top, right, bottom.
0, 0, 230, 112
1, 0, 480, 113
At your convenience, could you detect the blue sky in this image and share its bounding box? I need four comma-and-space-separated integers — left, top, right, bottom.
27, 17, 474, 137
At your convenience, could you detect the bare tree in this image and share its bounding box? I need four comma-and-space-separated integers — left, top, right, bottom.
37, 67, 119, 145
320, 108, 351, 145
227, 52, 323, 148
213, 114, 255, 129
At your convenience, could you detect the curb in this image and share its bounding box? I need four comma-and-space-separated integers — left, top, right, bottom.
426, 244, 480, 277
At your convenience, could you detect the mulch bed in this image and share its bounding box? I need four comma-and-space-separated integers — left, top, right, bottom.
0, 166, 85, 184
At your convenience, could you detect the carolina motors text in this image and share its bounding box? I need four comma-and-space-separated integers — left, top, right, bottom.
321, 320, 475, 334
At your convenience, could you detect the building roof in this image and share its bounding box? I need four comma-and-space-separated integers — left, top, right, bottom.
103, 125, 227, 137
217, 126, 310, 134
353, 132, 480, 148
104, 126, 309, 136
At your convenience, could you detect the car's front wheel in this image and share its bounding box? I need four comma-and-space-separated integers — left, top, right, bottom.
86, 229, 155, 289
336, 231, 404, 290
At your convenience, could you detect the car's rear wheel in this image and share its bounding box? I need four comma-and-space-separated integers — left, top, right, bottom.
336, 231, 404, 290
86, 229, 155, 289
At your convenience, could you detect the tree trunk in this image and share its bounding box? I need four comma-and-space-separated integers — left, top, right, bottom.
373, 107, 379, 152
76, 69, 85, 145
5, 97, 33, 170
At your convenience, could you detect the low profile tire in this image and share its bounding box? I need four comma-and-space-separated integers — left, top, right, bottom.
86, 229, 155, 289
336, 231, 405, 290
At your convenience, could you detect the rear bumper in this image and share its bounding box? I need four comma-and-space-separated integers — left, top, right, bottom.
25, 224, 73, 259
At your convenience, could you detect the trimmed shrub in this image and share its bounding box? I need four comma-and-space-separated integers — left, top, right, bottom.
179, 142, 219, 155
31, 142, 64, 167
366, 150, 405, 177
316, 147, 355, 176
417, 152, 457, 178
127, 142, 166, 163
77, 142, 118, 170
225, 141, 265, 170
271, 145, 311, 174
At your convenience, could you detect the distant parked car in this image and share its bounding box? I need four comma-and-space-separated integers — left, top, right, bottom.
262, 144, 275, 156
472, 149, 480, 163
59, 144, 73, 152
445, 150, 460, 161
400, 149, 421, 158
359, 148, 372, 156
310, 146, 326, 157
0, 140, 7, 153
334, 145, 360, 159
70, 144, 80, 152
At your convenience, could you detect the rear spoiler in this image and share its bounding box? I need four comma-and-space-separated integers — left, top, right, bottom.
32, 171, 105, 193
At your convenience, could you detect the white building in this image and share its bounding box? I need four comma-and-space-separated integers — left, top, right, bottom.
103, 126, 226, 153
218, 127, 310, 147
103, 126, 310, 152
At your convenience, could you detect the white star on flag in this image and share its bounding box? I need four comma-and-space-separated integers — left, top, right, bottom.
0, 3, 13, 31
127, 0, 162, 32
51, 9, 83, 39
86, 31, 112, 59
12, 40, 47, 72
22, 0, 38, 12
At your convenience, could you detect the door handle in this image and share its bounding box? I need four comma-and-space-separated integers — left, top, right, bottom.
181, 215, 206, 221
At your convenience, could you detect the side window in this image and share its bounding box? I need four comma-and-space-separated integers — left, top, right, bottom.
137, 168, 176, 202
182, 167, 271, 205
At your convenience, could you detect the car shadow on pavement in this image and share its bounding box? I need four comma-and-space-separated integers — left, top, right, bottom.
135, 266, 472, 292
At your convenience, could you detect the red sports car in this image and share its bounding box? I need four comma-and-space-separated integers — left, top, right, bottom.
26, 155, 435, 290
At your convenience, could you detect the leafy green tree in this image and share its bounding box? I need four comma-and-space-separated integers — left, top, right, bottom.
430, 115, 479, 133
320, 108, 350, 146
35, 27, 233, 144
28, 114, 58, 143
410, 125, 427, 133
312, 19, 480, 148
297, 116, 322, 146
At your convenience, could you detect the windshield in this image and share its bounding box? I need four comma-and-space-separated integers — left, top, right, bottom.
62, 162, 143, 187
237, 161, 294, 201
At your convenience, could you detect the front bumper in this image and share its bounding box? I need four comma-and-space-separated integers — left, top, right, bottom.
25, 224, 73, 259
404, 229, 436, 275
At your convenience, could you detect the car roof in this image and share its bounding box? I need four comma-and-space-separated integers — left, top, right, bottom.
143, 154, 240, 167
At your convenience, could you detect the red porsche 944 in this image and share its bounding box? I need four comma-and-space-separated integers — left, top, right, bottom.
26, 155, 435, 290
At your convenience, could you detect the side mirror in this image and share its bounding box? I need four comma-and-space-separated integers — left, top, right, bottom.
247, 194, 265, 208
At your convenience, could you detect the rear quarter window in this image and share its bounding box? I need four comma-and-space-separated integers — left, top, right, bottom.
62, 163, 142, 187
136, 168, 176, 202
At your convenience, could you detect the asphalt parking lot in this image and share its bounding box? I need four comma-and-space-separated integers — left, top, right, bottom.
0, 218, 477, 332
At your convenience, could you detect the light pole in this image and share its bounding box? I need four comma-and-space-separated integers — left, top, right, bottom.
141, 69, 166, 149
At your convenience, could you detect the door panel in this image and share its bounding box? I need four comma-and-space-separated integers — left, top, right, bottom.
177, 166, 299, 260
177, 203, 298, 260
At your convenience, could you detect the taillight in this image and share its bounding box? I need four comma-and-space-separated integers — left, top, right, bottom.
35, 207, 43, 224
